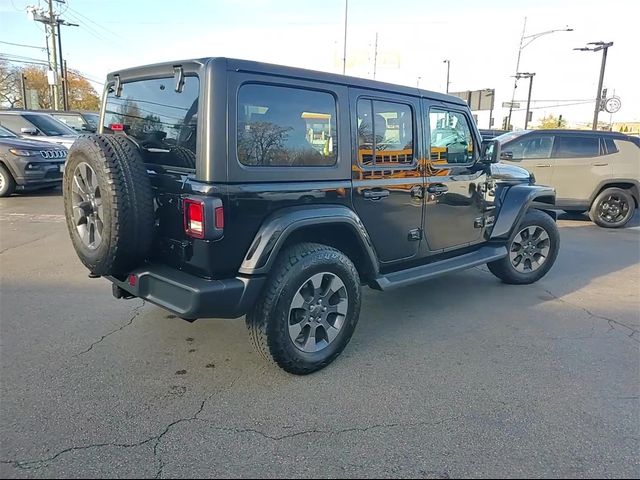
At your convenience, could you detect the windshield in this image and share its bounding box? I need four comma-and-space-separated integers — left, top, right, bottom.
0, 125, 17, 138
24, 114, 78, 136
103, 76, 199, 170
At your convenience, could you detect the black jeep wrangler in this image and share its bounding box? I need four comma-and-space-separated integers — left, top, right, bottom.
62, 58, 559, 374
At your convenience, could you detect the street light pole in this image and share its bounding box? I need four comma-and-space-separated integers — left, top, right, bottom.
507, 18, 573, 130
443, 59, 450, 93
574, 42, 613, 130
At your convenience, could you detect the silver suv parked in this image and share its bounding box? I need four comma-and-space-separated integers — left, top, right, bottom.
498, 130, 640, 228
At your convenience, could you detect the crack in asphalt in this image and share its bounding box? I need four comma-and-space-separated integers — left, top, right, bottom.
0, 233, 53, 255
72, 301, 146, 357
544, 289, 640, 344
196, 415, 461, 442
0, 390, 211, 473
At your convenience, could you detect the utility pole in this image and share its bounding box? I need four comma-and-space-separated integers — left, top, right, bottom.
342, 0, 348, 75
443, 59, 450, 93
574, 41, 613, 131
47, 0, 59, 110
20, 73, 28, 109
373, 32, 378, 79
27, 2, 77, 111
56, 19, 78, 111
515, 72, 536, 129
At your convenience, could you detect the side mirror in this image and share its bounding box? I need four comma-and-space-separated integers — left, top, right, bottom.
481, 139, 500, 164
21, 127, 38, 135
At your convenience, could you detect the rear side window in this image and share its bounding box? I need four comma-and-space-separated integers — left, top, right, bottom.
554, 136, 599, 158
104, 76, 199, 170
357, 99, 414, 166
603, 138, 618, 154
237, 84, 337, 167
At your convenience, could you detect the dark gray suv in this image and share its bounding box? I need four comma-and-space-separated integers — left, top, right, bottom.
0, 125, 67, 197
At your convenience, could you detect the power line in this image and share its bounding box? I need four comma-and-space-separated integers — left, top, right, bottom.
65, 4, 121, 39
0, 40, 46, 50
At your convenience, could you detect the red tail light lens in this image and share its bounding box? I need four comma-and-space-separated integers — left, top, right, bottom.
109, 123, 125, 131
184, 199, 204, 238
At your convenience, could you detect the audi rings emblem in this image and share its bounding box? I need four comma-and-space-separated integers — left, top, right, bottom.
40, 150, 67, 159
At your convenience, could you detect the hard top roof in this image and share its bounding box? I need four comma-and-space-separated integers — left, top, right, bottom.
106, 57, 467, 106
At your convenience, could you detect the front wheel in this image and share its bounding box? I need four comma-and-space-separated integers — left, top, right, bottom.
246, 242, 361, 375
589, 187, 635, 228
488, 209, 560, 285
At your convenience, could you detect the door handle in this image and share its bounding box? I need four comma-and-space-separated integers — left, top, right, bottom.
426, 184, 449, 195
593, 163, 609, 167
362, 189, 390, 200
535, 164, 552, 168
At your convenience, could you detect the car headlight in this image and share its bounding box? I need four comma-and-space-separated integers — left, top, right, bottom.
8, 148, 38, 157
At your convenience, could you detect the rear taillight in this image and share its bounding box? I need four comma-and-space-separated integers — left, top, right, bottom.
184, 199, 205, 238
109, 123, 125, 131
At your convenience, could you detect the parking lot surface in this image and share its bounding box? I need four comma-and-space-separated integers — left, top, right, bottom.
1, 191, 639, 479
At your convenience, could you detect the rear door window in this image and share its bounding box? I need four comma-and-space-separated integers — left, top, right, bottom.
553, 136, 600, 158
104, 76, 199, 170
237, 84, 337, 167
357, 99, 414, 166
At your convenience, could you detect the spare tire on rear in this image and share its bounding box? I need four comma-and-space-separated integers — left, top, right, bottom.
63, 134, 155, 276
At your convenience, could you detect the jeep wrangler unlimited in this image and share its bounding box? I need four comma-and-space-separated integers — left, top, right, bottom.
62, 58, 560, 374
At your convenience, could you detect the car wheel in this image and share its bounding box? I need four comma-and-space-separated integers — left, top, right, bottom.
0, 164, 16, 197
488, 209, 560, 285
589, 187, 635, 228
246, 242, 361, 375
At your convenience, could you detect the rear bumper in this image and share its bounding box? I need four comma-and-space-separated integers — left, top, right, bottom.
106, 264, 265, 320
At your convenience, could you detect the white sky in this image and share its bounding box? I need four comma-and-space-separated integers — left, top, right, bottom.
1, 0, 639, 127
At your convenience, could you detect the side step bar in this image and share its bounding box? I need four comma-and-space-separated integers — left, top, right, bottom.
372, 245, 507, 291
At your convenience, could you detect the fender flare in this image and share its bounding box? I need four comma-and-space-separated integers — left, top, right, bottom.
238, 205, 379, 276
490, 184, 556, 240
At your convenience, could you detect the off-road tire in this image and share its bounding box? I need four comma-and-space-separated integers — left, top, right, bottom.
488, 209, 559, 285
170, 146, 196, 169
589, 187, 636, 228
246, 242, 361, 375
63, 134, 155, 276
0, 164, 16, 197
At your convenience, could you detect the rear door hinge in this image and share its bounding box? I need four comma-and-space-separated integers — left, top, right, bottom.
474, 217, 485, 228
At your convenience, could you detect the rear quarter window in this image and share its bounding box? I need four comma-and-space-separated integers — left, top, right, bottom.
237, 84, 338, 167
553, 135, 600, 158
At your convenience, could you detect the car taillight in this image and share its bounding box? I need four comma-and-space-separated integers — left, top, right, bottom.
109, 123, 125, 131
184, 199, 205, 238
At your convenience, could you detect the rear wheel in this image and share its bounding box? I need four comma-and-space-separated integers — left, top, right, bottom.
488, 209, 559, 285
589, 187, 635, 228
246, 242, 361, 375
0, 164, 16, 197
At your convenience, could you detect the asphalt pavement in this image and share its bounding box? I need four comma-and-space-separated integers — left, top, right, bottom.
1, 190, 638, 479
